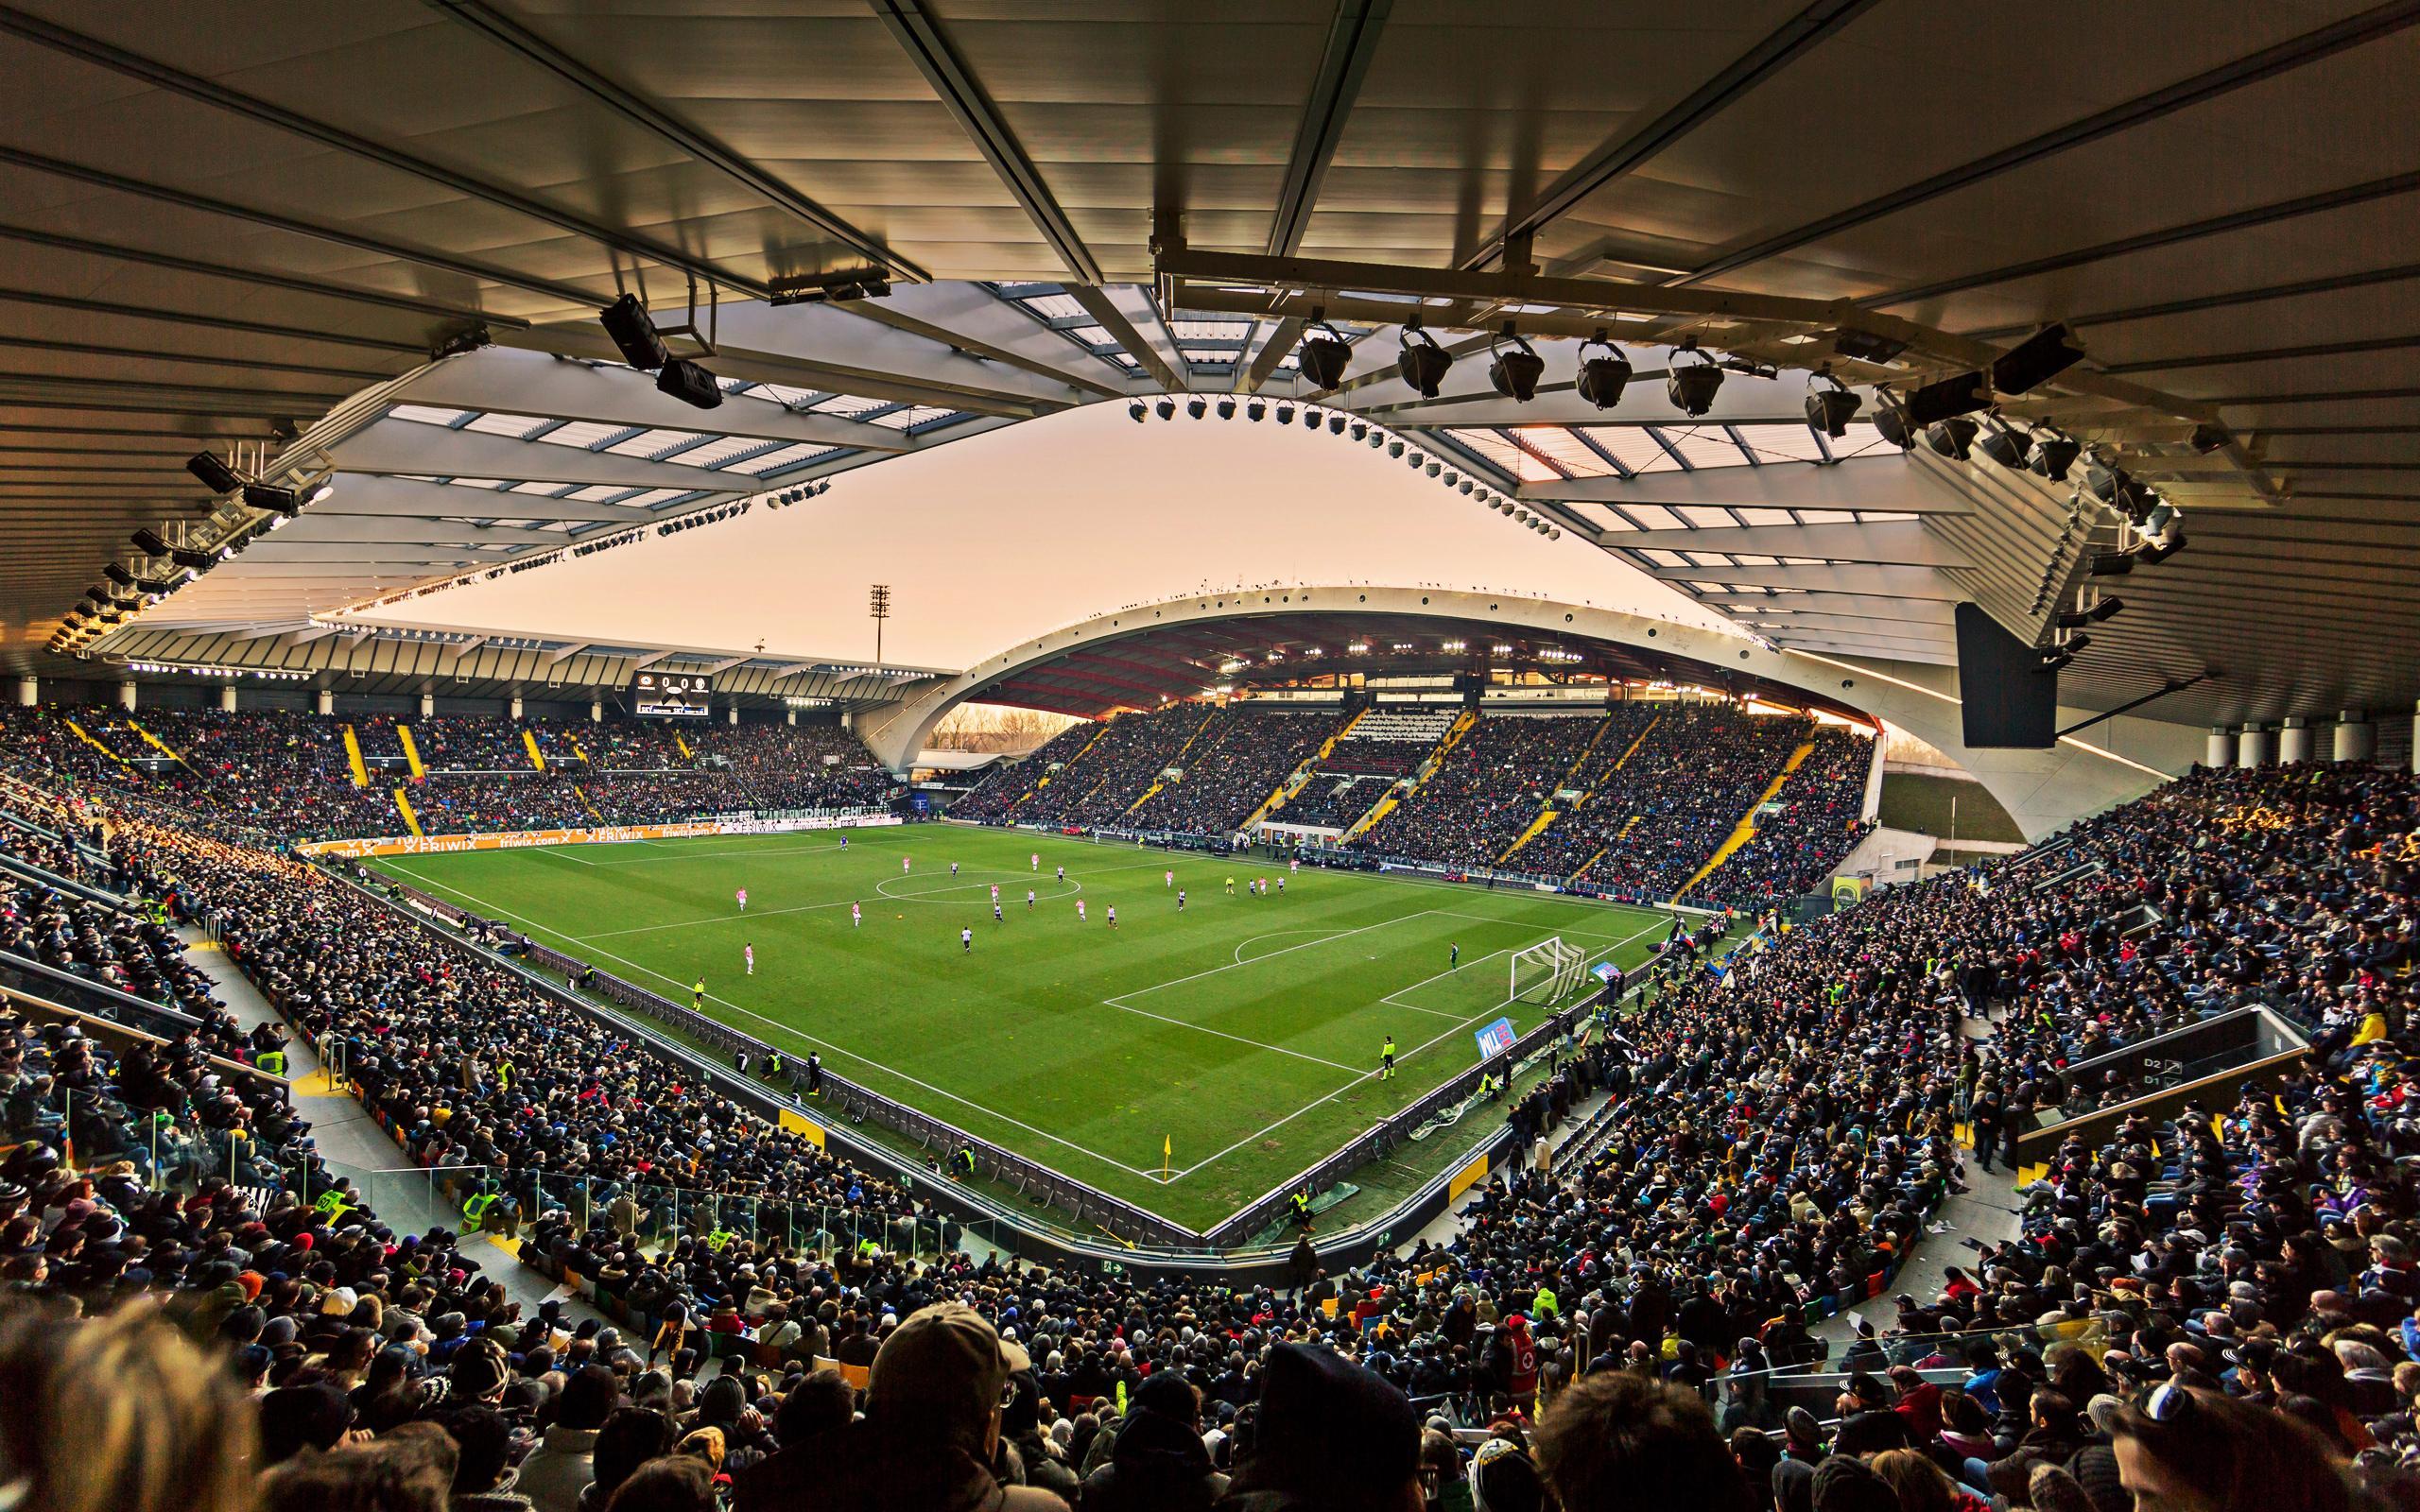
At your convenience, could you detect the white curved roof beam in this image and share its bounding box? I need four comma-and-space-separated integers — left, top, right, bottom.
1522, 463, 1972, 512
1616, 521, 1973, 568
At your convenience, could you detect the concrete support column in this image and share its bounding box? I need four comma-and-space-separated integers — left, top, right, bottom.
13, 677, 34, 708
219, 685, 238, 713
840, 711, 854, 731
509, 694, 523, 720
589, 700, 602, 724
116, 679, 136, 712
786, 708, 797, 727
2412, 700, 2420, 775
726, 704, 739, 727
419, 692, 434, 718
2278, 716, 2313, 765
2205, 727, 2232, 768
2335, 711, 2375, 763
316, 689, 335, 716
2237, 724, 2271, 769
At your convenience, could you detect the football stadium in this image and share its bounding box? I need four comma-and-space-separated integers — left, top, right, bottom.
0, 7, 2411, 1509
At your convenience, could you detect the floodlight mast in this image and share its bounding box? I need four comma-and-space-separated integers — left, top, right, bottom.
870, 583, 891, 674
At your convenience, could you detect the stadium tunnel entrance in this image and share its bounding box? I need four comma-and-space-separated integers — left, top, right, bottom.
861, 585, 2197, 839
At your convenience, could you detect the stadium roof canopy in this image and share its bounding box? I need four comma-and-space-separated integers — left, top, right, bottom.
5, 1, 2416, 730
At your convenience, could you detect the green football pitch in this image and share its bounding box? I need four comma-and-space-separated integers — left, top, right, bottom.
367, 825, 1668, 1229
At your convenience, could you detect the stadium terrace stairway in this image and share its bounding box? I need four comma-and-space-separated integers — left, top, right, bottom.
1671, 740, 1815, 903
1342, 707, 1473, 844
1496, 713, 1620, 864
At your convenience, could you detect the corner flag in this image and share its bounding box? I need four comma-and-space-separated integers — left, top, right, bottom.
1162, 1134, 1171, 1177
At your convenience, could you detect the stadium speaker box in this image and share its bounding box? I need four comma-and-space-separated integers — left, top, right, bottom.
1954, 602, 2056, 748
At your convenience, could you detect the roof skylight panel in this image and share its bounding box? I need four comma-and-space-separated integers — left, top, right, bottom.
531, 421, 626, 450
463, 412, 555, 438
867, 405, 954, 430
1660, 426, 1754, 469
1574, 427, 1681, 473
719, 442, 835, 475
390, 404, 474, 426
1733, 422, 1828, 463
606, 428, 708, 458
1510, 425, 1621, 477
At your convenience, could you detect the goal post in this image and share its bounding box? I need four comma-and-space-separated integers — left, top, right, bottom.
1510, 936, 1588, 1005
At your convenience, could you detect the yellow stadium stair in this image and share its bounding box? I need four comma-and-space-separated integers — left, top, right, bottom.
1497, 712, 1621, 863
1122, 707, 1218, 816
1566, 845, 1608, 886
392, 786, 424, 837
341, 724, 371, 786
575, 784, 606, 821
396, 723, 425, 780
522, 729, 547, 771
1669, 740, 1816, 904
125, 719, 190, 770
1016, 719, 1111, 808
1342, 708, 1475, 845
62, 717, 139, 778
1242, 704, 1370, 828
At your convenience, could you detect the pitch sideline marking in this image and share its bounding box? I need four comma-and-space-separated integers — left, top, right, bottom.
377, 859, 1168, 1182
1170, 916, 1665, 1180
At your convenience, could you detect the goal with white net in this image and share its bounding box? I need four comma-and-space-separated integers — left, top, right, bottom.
1510, 936, 1589, 1005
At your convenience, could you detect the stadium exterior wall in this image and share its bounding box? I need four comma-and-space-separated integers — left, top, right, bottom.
856, 586, 2201, 839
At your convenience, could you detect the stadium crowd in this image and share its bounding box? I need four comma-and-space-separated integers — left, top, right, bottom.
0, 708, 893, 841
1694, 726, 1877, 909
1355, 713, 1600, 869
1011, 702, 1217, 829
1125, 708, 1335, 836
0, 696, 2415, 1511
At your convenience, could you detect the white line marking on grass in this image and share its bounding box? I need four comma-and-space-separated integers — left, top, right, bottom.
1425, 908, 1655, 944
1380, 947, 1518, 1020
1169, 916, 1667, 1181
378, 860, 1167, 1182
1091, 997, 1365, 1074
1109, 912, 1433, 1001
530, 846, 597, 867
1231, 928, 1338, 965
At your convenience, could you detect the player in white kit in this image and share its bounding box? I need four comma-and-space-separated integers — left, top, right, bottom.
735, 888, 748, 912
1177, 889, 1186, 911
950, 861, 959, 877
1107, 904, 1117, 929
994, 902, 1003, 923
1026, 889, 1035, 910
1056, 865, 1064, 883
744, 943, 754, 975
960, 926, 973, 953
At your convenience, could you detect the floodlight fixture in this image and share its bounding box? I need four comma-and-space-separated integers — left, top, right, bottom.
1218, 397, 1237, 421
1901, 369, 1990, 428
598, 293, 672, 370
2134, 533, 2186, 566
243, 483, 301, 516
2027, 428, 2082, 482
2035, 649, 2073, 673
2087, 596, 2125, 623
1924, 417, 1978, 460
1350, 421, 1369, 441
1666, 340, 1723, 417
2188, 422, 2232, 455
130, 528, 171, 558
1804, 366, 1861, 438
103, 561, 135, 589
2087, 552, 2136, 577
1155, 398, 1175, 421
186, 452, 243, 494
1976, 420, 2027, 470
655, 357, 723, 410
1833, 329, 1910, 365
1990, 322, 2084, 395
1575, 333, 1634, 411
1276, 403, 1295, 425
1186, 397, 1206, 420
1128, 401, 1146, 422
1486, 326, 1545, 403
1299, 320, 1353, 389
1247, 399, 1267, 422
1872, 388, 1915, 450
1395, 321, 1453, 398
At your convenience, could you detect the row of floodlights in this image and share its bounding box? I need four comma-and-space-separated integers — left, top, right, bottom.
1126, 399, 1562, 540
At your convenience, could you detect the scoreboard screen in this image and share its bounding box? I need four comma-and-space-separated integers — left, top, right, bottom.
631, 671, 713, 718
